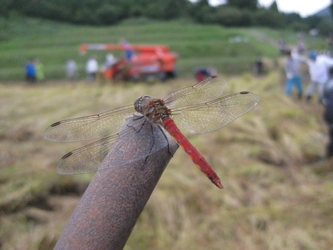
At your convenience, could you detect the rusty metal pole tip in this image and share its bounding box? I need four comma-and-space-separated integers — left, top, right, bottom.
55, 119, 178, 250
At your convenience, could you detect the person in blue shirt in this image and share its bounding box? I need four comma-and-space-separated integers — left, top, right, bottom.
25, 59, 37, 84
121, 39, 134, 61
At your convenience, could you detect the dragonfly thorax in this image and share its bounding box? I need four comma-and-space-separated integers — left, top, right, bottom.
135, 96, 171, 123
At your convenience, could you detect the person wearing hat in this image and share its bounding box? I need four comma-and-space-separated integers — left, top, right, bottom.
305, 50, 333, 103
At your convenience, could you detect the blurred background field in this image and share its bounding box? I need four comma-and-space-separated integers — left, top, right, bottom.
1, 13, 333, 250
0, 16, 324, 81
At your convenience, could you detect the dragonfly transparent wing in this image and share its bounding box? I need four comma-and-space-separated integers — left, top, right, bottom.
44, 105, 135, 142
56, 115, 172, 174
163, 76, 227, 109
171, 91, 260, 134
56, 134, 120, 174
45, 77, 226, 142
98, 116, 172, 170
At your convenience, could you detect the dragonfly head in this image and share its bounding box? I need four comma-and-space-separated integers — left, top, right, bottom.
134, 95, 152, 114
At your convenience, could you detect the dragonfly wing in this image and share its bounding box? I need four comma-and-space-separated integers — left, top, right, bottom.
57, 134, 119, 174
44, 105, 135, 142
99, 116, 172, 170
57, 115, 172, 174
163, 76, 227, 109
171, 91, 260, 134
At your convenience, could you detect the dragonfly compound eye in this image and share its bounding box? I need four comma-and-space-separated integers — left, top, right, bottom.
134, 95, 152, 114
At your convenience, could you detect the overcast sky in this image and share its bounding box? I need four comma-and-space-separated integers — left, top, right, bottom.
258, 0, 331, 17
209, 0, 331, 17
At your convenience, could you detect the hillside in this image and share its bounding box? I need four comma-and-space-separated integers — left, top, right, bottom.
1, 69, 333, 249
314, 5, 331, 18
0, 17, 321, 81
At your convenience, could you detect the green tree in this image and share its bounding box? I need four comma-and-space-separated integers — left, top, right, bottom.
304, 15, 322, 29
95, 4, 122, 25
189, 5, 217, 24
162, 0, 189, 20
318, 19, 333, 36
284, 12, 302, 24
74, 8, 99, 25
253, 9, 285, 28
196, 0, 210, 7
143, 0, 188, 20
227, 0, 258, 10
269, 1, 279, 12
0, 0, 13, 18
215, 7, 253, 27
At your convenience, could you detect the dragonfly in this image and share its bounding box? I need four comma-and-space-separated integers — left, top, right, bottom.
44, 76, 260, 189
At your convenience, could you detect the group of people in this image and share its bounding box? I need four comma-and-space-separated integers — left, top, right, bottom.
284, 49, 333, 101
25, 58, 44, 83
84, 39, 134, 82
283, 47, 333, 159
64, 52, 125, 83
84, 53, 120, 82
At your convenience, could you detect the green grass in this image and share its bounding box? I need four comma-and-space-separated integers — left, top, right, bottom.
0, 17, 304, 81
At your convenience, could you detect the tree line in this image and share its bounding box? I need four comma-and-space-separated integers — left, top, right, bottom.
1, 0, 332, 34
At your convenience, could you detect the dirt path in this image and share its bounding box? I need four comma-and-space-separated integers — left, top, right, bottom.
249, 30, 279, 47
249, 30, 299, 52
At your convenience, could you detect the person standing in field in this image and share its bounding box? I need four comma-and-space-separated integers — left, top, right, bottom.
305, 51, 333, 103
297, 38, 306, 55
66, 59, 78, 80
25, 59, 37, 84
35, 58, 45, 82
278, 39, 287, 54
255, 55, 264, 76
321, 67, 333, 158
284, 50, 303, 99
86, 56, 99, 81
120, 38, 134, 61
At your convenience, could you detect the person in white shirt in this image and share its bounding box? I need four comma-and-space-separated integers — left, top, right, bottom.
66, 59, 77, 80
86, 56, 99, 81
305, 51, 333, 103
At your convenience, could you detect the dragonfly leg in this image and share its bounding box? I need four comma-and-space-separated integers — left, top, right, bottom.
158, 125, 175, 158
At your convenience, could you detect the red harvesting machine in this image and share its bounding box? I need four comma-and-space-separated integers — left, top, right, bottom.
80, 44, 178, 82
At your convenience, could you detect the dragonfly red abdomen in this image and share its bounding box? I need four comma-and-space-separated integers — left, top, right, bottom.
163, 116, 223, 189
